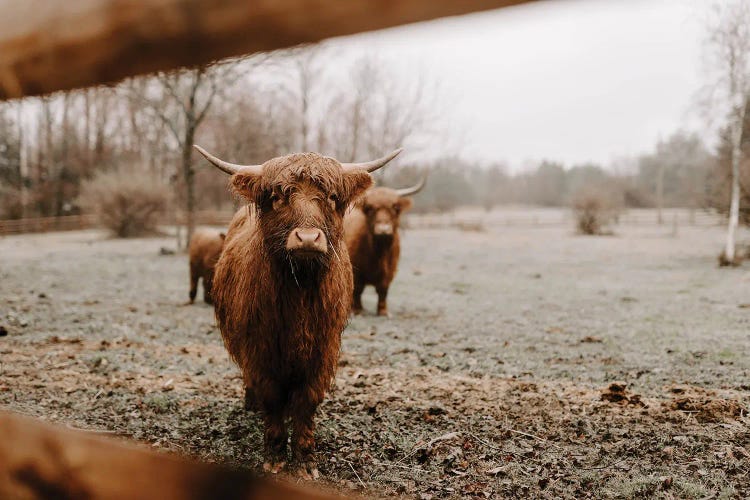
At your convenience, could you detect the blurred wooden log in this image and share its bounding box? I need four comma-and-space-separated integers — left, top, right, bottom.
0, 411, 341, 500
0, 0, 534, 99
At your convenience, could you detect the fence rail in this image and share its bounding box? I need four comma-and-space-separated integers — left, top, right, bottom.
0, 209, 728, 236
0, 214, 98, 235
0, 211, 235, 236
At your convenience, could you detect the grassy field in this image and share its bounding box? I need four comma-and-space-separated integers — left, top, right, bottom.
1, 210, 749, 498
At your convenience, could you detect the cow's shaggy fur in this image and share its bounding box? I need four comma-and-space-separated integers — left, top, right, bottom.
211, 153, 372, 475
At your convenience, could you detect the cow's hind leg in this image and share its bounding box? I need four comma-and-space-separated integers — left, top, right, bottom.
202, 272, 214, 305
244, 386, 258, 411
189, 263, 199, 304
352, 277, 365, 315
243, 373, 259, 412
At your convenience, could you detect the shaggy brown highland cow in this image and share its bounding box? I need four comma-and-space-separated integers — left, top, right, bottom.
344, 176, 426, 316
194, 144, 401, 477
188, 229, 225, 304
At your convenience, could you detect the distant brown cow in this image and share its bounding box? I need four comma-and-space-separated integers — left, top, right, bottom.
188, 229, 226, 304
194, 144, 401, 477
344, 176, 426, 316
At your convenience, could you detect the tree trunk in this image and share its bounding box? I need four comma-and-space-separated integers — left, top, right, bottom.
724, 106, 745, 263
349, 103, 360, 163
42, 98, 54, 217
724, 96, 750, 265
182, 123, 196, 249
656, 164, 664, 225
84, 89, 92, 171
17, 101, 27, 219
56, 92, 70, 216
300, 73, 310, 151
94, 90, 108, 167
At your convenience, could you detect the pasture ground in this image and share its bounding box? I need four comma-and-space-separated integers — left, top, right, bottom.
2, 211, 750, 499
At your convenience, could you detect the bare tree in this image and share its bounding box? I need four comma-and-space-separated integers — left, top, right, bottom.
706, 1, 750, 265
290, 45, 325, 151
316, 54, 439, 173
125, 59, 253, 247
0, 102, 22, 218
655, 152, 665, 225
17, 101, 27, 218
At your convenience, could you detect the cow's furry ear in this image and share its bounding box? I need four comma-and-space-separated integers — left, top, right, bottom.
341, 171, 373, 205
397, 197, 413, 212
230, 173, 263, 200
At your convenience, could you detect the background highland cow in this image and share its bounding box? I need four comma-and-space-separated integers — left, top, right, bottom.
188, 229, 226, 304
345, 176, 426, 316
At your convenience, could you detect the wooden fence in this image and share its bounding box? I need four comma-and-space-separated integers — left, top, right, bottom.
0, 211, 234, 236
1, 208, 727, 236
0, 214, 97, 235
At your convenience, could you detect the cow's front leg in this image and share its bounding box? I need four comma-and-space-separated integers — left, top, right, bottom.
290, 393, 321, 479
375, 283, 389, 317
262, 412, 287, 473
261, 391, 287, 473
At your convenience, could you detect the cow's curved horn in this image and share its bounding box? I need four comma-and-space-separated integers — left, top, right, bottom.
396, 173, 428, 197
193, 145, 263, 176
341, 148, 403, 173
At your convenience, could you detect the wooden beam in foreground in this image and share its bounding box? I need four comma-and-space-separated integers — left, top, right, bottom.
0, 0, 535, 99
0, 411, 341, 500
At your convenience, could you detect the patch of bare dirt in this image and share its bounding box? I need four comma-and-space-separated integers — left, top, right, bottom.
664, 385, 745, 423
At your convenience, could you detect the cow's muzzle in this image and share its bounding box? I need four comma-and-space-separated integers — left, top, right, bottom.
373, 222, 394, 237
286, 227, 328, 256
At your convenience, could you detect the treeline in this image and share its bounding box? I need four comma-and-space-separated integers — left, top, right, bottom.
0, 46, 438, 243
383, 130, 725, 215
0, 45, 742, 231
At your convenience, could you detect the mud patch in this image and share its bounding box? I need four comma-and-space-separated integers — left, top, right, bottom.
665, 386, 746, 423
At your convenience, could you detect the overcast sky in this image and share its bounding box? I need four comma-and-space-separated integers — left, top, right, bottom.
327, 0, 712, 171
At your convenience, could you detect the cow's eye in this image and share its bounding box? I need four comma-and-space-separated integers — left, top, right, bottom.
392, 203, 400, 212
328, 194, 338, 209
270, 193, 284, 210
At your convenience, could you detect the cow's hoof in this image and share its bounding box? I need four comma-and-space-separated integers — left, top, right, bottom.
377, 310, 390, 318
295, 462, 320, 480
262, 460, 286, 474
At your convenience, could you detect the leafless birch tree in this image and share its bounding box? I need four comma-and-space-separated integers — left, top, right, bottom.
706, 1, 750, 265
